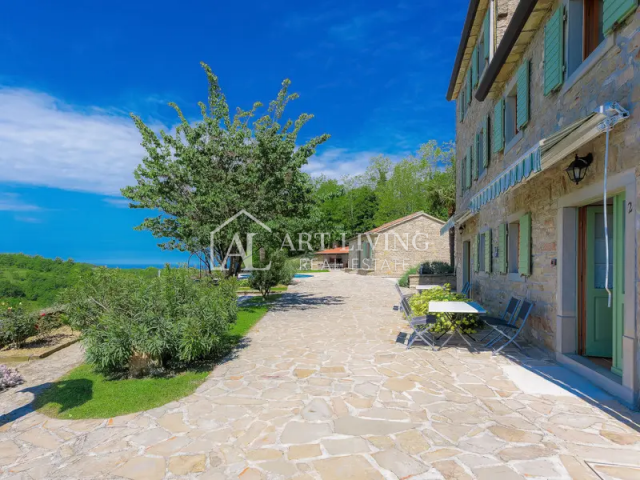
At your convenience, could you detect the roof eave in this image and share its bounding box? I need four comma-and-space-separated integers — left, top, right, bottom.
446, 0, 481, 101
475, 0, 539, 101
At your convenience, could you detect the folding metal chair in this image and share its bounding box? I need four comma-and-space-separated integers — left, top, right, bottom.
400, 297, 437, 349
460, 282, 471, 297
394, 282, 413, 309
486, 300, 534, 355
479, 297, 521, 345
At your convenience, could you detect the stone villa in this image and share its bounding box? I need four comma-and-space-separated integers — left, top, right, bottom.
443, 0, 639, 407
348, 211, 450, 277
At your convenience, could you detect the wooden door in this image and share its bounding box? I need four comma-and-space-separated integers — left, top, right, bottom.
462, 241, 470, 287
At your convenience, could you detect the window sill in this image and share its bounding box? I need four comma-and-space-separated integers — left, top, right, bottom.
561, 34, 615, 96
504, 130, 523, 155
507, 272, 525, 283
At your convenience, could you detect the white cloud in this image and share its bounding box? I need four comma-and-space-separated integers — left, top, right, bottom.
0, 88, 163, 195
304, 147, 398, 180
103, 197, 132, 208
0, 193, 41, 211
14, 216, 42, 223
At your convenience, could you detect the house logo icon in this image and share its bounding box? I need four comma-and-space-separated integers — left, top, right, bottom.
210, 210, 272, 271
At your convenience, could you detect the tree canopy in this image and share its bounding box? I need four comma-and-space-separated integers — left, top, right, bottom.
122, 63, 330, 273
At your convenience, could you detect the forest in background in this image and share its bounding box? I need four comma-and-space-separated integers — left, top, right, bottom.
309, 140, 456, 244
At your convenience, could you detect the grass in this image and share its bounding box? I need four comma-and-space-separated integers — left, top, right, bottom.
297, 269, 329, 273
34, 296, 279, 419
237, 285, 288, 293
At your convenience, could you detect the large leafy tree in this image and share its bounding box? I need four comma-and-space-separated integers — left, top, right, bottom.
122, 63, 330, 274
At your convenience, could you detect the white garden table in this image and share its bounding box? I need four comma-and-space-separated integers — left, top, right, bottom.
428, 301, 486, 350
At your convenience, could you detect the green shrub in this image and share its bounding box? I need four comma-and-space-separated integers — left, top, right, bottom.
249, 251, 295, 298
409, 284, 483, 334
61, 267, 237, 374
0, 303, 37, 348
419, 261, 454, 275
398, 265, 419, 288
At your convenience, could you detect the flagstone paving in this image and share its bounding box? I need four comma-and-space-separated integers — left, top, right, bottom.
1, 273, 640, 479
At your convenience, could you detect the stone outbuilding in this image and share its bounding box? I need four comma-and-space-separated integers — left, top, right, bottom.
444, 0, 640, 407
347, 211, 450, 277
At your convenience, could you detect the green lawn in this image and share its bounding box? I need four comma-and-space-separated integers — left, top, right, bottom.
297, 269, 329, 273
34, 297, 278, 419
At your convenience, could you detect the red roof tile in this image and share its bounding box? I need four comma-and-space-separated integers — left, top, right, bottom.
316, 246, 349, 255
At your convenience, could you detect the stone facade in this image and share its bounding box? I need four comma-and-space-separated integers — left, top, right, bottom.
347, 212, 450, 278
452, 2, 640, 406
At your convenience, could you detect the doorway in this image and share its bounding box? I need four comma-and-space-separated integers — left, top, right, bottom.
577, 193, 625, 375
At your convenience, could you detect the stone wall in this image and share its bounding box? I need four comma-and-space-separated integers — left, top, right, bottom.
454, 9, 640, 352
347, 215, 451, 277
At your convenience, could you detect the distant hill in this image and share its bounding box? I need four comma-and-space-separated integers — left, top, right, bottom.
0, 253, 159, 310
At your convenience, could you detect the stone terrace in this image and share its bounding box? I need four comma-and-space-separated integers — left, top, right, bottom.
1, 273, 640, 479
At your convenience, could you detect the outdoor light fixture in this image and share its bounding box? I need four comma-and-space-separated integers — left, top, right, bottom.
565, 153, 593, 185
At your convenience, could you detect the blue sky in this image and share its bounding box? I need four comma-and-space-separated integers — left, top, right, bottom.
0, 0, 466, 265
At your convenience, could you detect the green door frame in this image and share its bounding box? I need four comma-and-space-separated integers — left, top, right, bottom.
612, 192, 626, 376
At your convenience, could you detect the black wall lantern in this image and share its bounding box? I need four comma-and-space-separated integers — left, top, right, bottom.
565, 153, 593, 185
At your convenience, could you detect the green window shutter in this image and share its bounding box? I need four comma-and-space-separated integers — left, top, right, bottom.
466, 147, 472, 188
483, 115, 490, 168
516, 60, 530, 129
484, 230, 492, 273
483, 10, 491, 59
519, 213, 531, 276
474, 234, 480, 272
544, 7, 564, 96
498, 223, 507, 273
472, 47, 479, 87
604, 0, 637, 34
472, 134, 478, 181
492, 99, 504, 153
466, 70, 472, 105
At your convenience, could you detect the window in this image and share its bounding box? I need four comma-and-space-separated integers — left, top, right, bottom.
508, 222, 520, 274
478, 35, 486, 80
477, 129, 485, 178
566, 0, 604, 77
504, 85, 519, 145
461, 154, 467, 190
478, 233, 486, 272
459, 90, 466, 121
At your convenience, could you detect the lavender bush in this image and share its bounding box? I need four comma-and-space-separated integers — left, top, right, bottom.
0, 364, 24, 391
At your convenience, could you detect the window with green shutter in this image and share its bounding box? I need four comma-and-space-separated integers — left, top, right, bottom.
519, 213, 531, 276
498, 224, 507, 273
472, 135, 478, 181
466, 70, 472, 105
482, 115, 490, 168
544, 7, 564, 96
484, 230, 492, 273
604, 0, 637, 34
472, 47, 479, 87
466, 147, 472, 189
483, 9, 491, 60
474, 233, 481, 272
516, 60, 530, 129
492, 99, 504, 153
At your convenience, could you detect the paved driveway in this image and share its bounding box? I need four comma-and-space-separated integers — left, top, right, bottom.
1, 273, 640, 479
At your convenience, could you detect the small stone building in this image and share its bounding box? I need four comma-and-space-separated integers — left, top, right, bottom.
347, 212, 450, 277
313, 246, 349, 269
444, 0, 640, 407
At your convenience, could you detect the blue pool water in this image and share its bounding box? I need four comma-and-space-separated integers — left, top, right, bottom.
294, 273, 313, 278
